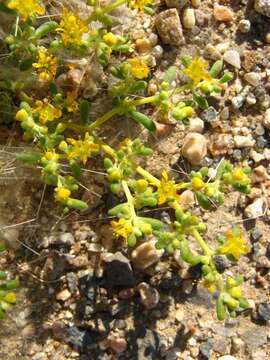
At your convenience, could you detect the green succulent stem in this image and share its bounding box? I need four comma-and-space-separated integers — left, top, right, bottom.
66, 95, 159, 134
136, 166, 160, 187
122, 180, 139, 229
191, 228, 212, 258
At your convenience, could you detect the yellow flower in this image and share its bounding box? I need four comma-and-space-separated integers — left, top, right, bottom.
182, 58, 212, 87
66, 91, 79, 113
127, 0, 153, 11
44, 151, 59, 161
7, 0, 45, 20
111, 218, 133, 239
192, 177, 205, 190
55, 187, 71, 202
66, 132, 99, 165
33, 99, 62, 124
128, 57, 150, 79
32, 47, 58, 82
57, 8, 89, 47
157, 170, 180, 205
232, 168, 250, 185
103, 32, 118, 46
218, 228, 250, 260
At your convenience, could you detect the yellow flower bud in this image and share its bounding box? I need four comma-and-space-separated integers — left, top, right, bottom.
15, 109, 29, 122
229, 286, 242, 299
136, 179, 148, 192
103, 32, 118, 46
59, 140, 68, 152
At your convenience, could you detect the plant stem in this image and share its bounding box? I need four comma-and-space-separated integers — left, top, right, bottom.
122, 180, 139, 228
192, 228, 212, 258
136, 166, 160, 187
102, 0, 126, 14
66, 94, 159, 134
88, 107, 122, 131
130, 94, 159, 107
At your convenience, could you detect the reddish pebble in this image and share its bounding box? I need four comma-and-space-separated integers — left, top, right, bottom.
213, 6, 234, 22
109, 337, 127, 353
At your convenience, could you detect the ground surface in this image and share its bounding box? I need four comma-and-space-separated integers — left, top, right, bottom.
0, 0, 270, 359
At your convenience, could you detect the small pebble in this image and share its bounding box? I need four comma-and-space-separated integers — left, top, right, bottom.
232, 149, 242, 161
149, 33, 158, 46
256, 136, 267, 148
131, 240, 164, 269
213, 6, 234, 22
56, 289, 71, 302
257, 302, 270, 322
182, 132, 207, 165
265, 32, 270, 44
231, 95, 245, 109
152, 45, 164, 59
191, 0, 200, 8
183, 8, 196, 29
204, 44, 222, 60
220, 107, 230, 120
137, 282, 160, 309
188, 117, 204, 133
263, 108, 270, 129
244, 198, 265, 218
234, 135, 255, 148
246, 93, 257, 105
135, 38, 152, 54
109, 336, 127, 354
239, 19, 251, 33
224, 50, 241, 69
244, 72, 261, 86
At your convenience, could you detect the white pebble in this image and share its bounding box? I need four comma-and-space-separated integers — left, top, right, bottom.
234, 135, 255, 148
182, 8, 196, 29
244, 198, 265, 219
246, 93, 257, 105
188, 117, 204, 133
224, 50, 241, 69
238, 19, 251, 33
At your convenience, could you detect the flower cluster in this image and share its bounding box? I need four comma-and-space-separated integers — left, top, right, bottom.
1, 0, 253, 321
32, 47, 58, 82
7, 0, 45, 20
56, 8, 89, 47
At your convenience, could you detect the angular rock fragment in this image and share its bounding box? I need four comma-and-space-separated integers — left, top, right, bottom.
155, 9, 185, 46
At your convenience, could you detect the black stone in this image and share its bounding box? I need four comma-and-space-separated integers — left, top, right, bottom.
104, 252, 135, 287
158, 272, 182, 291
